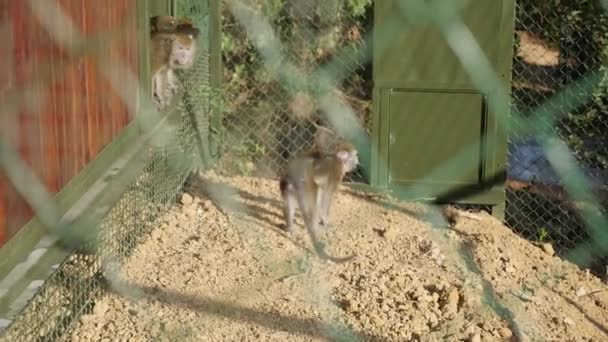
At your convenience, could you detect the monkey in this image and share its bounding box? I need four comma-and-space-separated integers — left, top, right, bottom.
150, 29, 176, 110
165, 20, 200, 95
279, 143, 359, 263
149, 17, 200, 110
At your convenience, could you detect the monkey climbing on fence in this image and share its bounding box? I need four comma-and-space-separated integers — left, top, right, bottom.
149, 16, 200, 111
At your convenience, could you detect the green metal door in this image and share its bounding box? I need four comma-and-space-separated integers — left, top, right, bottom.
371, 0, 515, 214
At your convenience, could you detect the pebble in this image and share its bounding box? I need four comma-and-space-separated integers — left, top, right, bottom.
93, 301, 109, 316
499, 327, 513, 339
443, 288, 460, 316
181, 193, 194, 205
469, 333, 482, 342
576, 286, 587, 297
541, 242, 555, 256
563, 317, 575, 326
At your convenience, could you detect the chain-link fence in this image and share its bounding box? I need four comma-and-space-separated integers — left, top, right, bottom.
506, 0, 608, 275
218, 0, 372, 181
1, 0, 608, 340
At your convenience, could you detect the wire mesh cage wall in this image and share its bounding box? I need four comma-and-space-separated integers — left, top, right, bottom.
2, 0, 608, 340
217, 0, 373, 181
505, 0, 608, 275
0, 1, 213, 340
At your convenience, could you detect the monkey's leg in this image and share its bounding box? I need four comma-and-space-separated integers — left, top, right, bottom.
152, 71, 168, 110
294, 185, 319, 235
296, 188, 355, 263
152, 76, 162, 110
316, 187, 325, 226
282, 189, 296, 232
160, 69, 175, 106
279, 179, 296, 232
167, 69, 180, 95
319, 188, 334, 227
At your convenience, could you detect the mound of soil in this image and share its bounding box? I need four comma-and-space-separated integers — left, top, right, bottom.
64, 171, 608, 341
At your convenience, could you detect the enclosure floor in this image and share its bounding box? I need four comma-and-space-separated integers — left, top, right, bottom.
63, 171, 608, 341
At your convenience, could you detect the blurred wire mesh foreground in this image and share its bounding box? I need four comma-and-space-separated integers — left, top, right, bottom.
0, 0, 608, 340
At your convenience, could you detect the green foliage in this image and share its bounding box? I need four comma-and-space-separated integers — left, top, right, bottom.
538, 226, 549, 242
345, 0, 372, 17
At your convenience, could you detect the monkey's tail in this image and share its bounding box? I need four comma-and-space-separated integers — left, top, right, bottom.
313, 241, 357, 263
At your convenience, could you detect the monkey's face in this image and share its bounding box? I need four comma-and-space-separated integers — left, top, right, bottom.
169, 34, 196, 69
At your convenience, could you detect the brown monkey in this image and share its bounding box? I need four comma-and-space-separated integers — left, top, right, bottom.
279, 143, 359, 263
149, 17, 200, 110
165, 20, 200, 99
150, 29, 176, 110
169, 19, 200, 70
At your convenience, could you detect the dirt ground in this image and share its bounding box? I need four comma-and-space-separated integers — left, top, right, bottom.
63, 171, 608, 342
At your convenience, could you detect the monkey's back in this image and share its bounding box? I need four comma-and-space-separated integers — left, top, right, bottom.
283, 157, 315, 187
150, 33, 175, 71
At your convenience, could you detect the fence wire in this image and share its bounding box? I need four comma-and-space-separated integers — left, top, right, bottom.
0, 0, 608, 341
506, 1, 608, 274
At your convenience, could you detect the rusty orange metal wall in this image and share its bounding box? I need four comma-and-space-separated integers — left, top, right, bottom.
0, 1, 140, 245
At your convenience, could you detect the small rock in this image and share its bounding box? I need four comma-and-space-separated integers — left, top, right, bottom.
426, 312, 439, 328
395, 275, 407, 285
270, 332, 290, 339
519, 291, 535, 302
181, 193, 194, 205
370, 313, 384, 327
79, 314, 95, 324
563, 317, 575, 326
443, 288, 460, 316
373, 227, 387, 238
342, 298, 360, 312
93, 301, 109, 316
540, 242, 555, 256
576, 286, 587, 297
446, 230, 458, 239
417, 292, 434, 303
505, 265, 516, 274
183, 206, 197, 218
499, 327, 513, 339
469, 333, 481, 342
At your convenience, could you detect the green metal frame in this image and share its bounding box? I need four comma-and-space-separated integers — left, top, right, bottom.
371, 0, 516, 218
